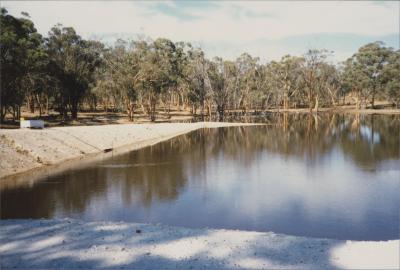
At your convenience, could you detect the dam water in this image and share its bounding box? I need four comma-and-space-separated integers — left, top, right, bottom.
1, 114, 399, 240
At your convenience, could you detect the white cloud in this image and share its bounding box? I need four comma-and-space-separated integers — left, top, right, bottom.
2, 1, 399, 61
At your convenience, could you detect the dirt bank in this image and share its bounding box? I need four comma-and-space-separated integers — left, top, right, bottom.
0, 219, 398, 270
0, 122, 259, 180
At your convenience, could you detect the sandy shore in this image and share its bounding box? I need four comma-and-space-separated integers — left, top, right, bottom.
0, 122, 258, 180
0, 219, 398, 270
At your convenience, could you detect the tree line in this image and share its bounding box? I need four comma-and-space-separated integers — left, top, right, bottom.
1, 8, 399, 123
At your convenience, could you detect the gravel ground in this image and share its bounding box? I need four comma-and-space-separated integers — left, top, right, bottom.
0, 219, 398, 270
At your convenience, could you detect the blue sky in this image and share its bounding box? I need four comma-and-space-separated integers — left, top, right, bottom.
3, 1, 399, 62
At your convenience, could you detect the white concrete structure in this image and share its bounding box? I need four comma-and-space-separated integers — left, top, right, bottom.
20, 120, 45, 129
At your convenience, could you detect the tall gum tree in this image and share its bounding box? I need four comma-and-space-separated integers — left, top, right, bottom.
381, 49, 400, 108
268, 55, 304, 110
235, 53, 259, 113
185, 48, 212, 117
136, 38, 178, 121
301, 49, 330, 112
342, 42, 393, 109
208, 58, 237, 121
46, 25, 103, 120
0, 8, 45, 122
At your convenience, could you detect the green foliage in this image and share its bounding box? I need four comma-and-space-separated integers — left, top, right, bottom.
0, 8, 46, 120
342, 42, 395, 108
381, 50, 400, 107
46, 25, 104, 119
184, 48, 210, 110
266, 55, 304, 109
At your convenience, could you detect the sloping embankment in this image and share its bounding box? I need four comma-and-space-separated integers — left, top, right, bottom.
0, 122, 257, 180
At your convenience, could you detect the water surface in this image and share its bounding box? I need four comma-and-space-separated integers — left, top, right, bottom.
1, 114, 399, 240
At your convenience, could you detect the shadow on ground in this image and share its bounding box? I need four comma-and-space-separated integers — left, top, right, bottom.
0, 219, 355, 270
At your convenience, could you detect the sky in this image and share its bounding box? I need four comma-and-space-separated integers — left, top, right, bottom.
2, 1, 399, 63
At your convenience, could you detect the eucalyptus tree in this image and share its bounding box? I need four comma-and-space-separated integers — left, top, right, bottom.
208, 57, 237, 120
24, 63, 59, 116
46, 25, 103, 119
342, 42, 393, 108
135, 38, 178, 121
118, 41, 140, 120
91, 74, 114, 112
17, 17, 48, 116
235, 53, 259, 112
163, 41, 189, 114
104, 40, 141, 120
184, 48, 212, 116
341, 58, 369, 109
0, 8, 46, 121
90, 44, 116, 113
300, 49, 330, 111
381, 49, 400, 107
91, 39, 138, 117
267, 55, 304, 110
316, 62, 342, 107
253, 64, 274, 110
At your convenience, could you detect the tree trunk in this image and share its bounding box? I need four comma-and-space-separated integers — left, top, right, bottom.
331, 96, 337, 107
71, 101, 78, 120
36, 94, 43, 117
168, 93, 173, 116
178, 94, 185, 111
217, 104, 224, 122
103, 100, 108, 113
0, 105, 6, 123
13, 106, 17, 121
308, 89, 313, 112
283, 93, 289, 110
94, 98, 97, 112
128, 102, 135, 122
314, 95, 319, 112
17, 106, 21, 120
29, 95, 35, 113
369, 82, 377, 109
371, 90, 375, 109
355, 91, 361, 110
200, 99, 205, 121
150, 96, 157, 122
60, 98, 68, 120
207, 102, 212, 118
46, 95, 49, 115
